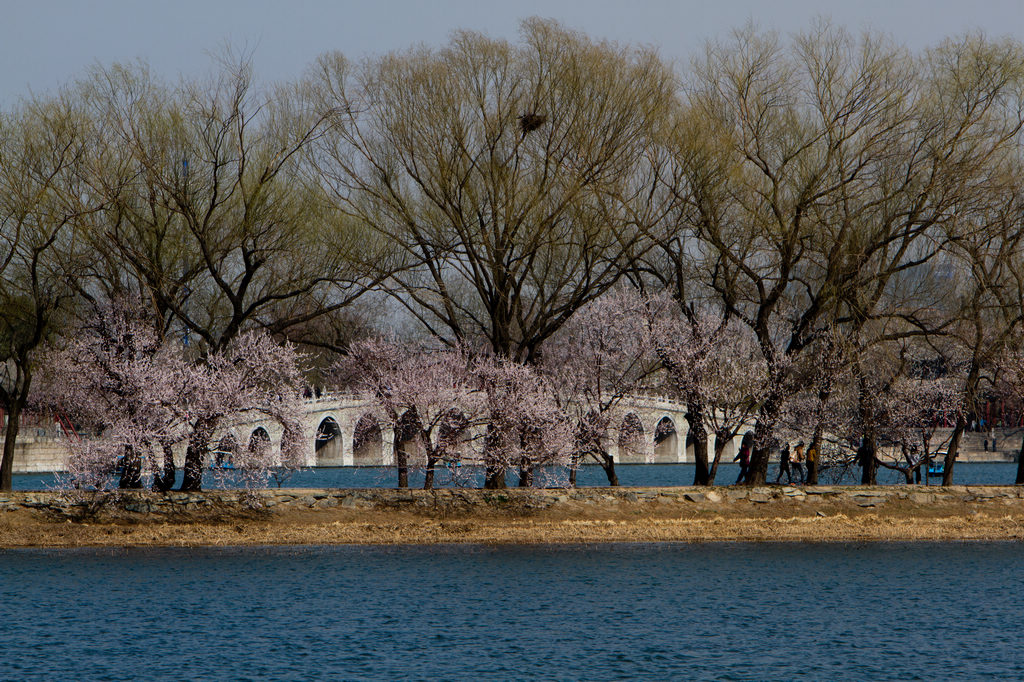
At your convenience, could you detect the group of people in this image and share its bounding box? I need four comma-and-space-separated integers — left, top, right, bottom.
774, 442, 815, 485
731, 438, 817, 485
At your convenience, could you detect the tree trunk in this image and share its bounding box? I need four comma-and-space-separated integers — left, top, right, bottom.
396, 445, 409, 489
423, 456, 435, 490
180, 441, 205, 492
482, 422, 506, 489
118, 444, 143, 489
692, 425, 708, 483
568, 453, 579, 487
686, 403, 710, 485
691, 434, 710, 485
180, 446, 204, 491
0, 404, 21, 491
747, 387, 784, 485
945, 364, 980, 486
747, 419, 775, 485
152, 440, 176, 492
1016, 438, 1024, 485
418, 434, 436, 490
942, 417, 966, 486
708, 432, 729, 485
806, 431, 822, 485
601, 451, 619, 486
858, 437, 878, 485
484, 465, 506, 489
854, 371, 877, 485
180, 417, 216, 492
517, 459, 533, 487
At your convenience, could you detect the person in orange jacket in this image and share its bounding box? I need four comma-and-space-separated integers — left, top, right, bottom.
792, 441, 805, 483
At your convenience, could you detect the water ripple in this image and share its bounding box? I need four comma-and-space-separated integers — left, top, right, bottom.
1, 542, 1022, 680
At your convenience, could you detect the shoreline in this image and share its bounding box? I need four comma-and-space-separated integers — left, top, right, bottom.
3, 486, 1024, 548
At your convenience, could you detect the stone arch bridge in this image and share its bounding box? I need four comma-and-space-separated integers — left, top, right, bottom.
219, 394, 744, 468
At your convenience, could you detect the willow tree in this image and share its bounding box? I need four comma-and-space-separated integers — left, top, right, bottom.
74, 59, 387, 490
673, 25, 1024, 484
938, 178, 1024, 484
308, 18, 675, 364
75, 58, 384, 356
0, 95, 91, 490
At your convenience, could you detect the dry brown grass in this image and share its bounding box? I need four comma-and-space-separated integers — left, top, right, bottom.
3, 493, 1024, 547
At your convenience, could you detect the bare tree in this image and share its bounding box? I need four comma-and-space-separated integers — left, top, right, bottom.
77, 56, 382, 355
308, 18, 675, 364
671, 24, 1024, 483
0, 94, 92, 491
937, 178, 1024, 484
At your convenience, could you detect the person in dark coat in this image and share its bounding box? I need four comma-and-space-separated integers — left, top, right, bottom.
775, 443, 793, 484
734, 443, 751, 484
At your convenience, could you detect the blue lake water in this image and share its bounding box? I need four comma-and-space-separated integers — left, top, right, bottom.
10, 461, 1023, 490
1, 542, 1021, 680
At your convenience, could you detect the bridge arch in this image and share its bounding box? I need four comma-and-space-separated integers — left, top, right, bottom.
653, 416, 679, 463
394, 409, 425, 466
438, 409, 472, 462
618, 412, 645, 463
248, 426, 271, 453
212, 432, 239, 467
315, 416, 344, 466
352, 414, 384, 465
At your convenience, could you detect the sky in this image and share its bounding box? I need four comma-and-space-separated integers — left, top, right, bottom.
2, 0, 1023, 104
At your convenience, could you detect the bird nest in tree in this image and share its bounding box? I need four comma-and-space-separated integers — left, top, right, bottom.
518, 112, 547, 134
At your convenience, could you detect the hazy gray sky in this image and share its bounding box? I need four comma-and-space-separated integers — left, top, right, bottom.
3, 0, 1023, 103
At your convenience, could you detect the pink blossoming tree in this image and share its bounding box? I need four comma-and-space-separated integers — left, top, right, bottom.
541, 290, 659, 486
476, 355, 575, 488
44, 302, 308, 493
340, 339, 485, 489
644, 293, 771, 485
340, 339, 575, 489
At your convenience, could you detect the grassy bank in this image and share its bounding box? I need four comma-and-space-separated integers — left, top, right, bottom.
3, 486, 1024, 547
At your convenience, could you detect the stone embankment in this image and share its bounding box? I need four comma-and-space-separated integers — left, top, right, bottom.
6, 483, 1024, 509
6, 483, 1024, 516
5, 486, 1024, 546
4, 485, 1024, 516
0, 485, 1009, 515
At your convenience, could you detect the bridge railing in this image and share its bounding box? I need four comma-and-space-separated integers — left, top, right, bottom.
303, 389, 692, 411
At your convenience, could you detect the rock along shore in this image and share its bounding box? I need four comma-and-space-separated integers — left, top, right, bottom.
3, 485, 1024, 547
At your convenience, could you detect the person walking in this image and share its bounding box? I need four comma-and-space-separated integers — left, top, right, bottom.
734, 442, 751, 484
792, 441, 805, 483
806, 440, 819, 485
775, 443, 793, 484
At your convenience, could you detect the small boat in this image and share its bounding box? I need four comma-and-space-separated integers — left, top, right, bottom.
927, 463, 945, 476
